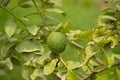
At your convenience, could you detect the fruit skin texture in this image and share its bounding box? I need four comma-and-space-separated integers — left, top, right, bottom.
47, 32, 66, 54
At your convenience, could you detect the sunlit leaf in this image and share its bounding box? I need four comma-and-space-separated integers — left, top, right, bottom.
93, 36, 105, 44
112, 54, 120, 59
15, 40, 41, 53
35, 52, 51, 66
49, 0, 62, 7
22, 67, 34, 80
27, 25, 40, 35
85, 45, 93, 55
1, 58, 13, 70
47, 8, 66, 16
97, 14, 116, 27
61, 21, 71, 33
100, 15, 117, 21
30, 69, 45, 80
20, 18, 29, 21
53, 22, 63, 32
104, 49, 115, 67
67, 30, 92, 40
5, 19, 17, 37
43, 59, 58, 75
108, 35, 119, 48
66, 69, 79, 80
67, 61, 82, 70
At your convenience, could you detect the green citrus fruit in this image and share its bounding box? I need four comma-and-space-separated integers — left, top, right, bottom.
47, 32, 66, 54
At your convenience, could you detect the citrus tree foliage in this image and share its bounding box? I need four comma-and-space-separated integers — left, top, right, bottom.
0, 0, 120, 80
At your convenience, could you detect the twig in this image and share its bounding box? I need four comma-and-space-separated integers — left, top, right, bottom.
32, 0, 48, 26
83, 51, 98, 66
0, 5, 26, 26
67, 40, 84, 49
93, 56, 106, 66
82, 60, 120, 80
10, 4, 18, 11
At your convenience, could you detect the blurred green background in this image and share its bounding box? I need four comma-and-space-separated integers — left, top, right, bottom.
0, 0, 106, 80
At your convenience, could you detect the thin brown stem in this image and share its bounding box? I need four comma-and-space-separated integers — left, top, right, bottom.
67, 40, 84, 49
93, 56, 106, 66
82, 60, 120, 80
32, 0, 48, 26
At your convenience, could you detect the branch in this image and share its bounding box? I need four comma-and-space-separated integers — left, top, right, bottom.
81, 60, 120, 80
32, 0, 48, 26
67, 40, 84, 49
93, 56, 106, 66
0, 5, 26, 26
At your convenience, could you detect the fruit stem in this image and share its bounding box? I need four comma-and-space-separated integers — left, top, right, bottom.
59, 55, 67, 68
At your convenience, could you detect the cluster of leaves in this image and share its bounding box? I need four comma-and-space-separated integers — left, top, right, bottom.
0, 0, 71, 80
0, 0, 120, 80
67, 0, 120, 80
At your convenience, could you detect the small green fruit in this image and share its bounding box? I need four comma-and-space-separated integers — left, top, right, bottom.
47, 32, 66, 54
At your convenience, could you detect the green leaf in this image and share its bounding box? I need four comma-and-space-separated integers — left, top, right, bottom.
112, 54, 120, 59
27, 25, 40, 35
43, 59, 58, 75
22, 53, 34, 61
5, 19, 17, 37
49, 0, 62, 7
30, 69, 45, 80
104, 49, 115, 67
67, 30, 92, 40
116, 0, 120, 11
35, 52, 51, 66
0, 69, 6, 76
53, 21, 71, 32
46, 8, 66, 16
1, 0, 11, 7
100, 15, 117, 21
66, 69, 79, 80
22, 67, 34, 80
20, 18, 29, 22
61, 21, 71, 33
15, 40, 41, 53
45, 15, 58, 26
96, 68, 117, 80
107, 35, 119, 48
111, 45, 120, 54
1, 58, 13, 70
98, 15, 116, 26
117, 69, 120, 80
1, 42, 17, 60
67, 61, 81, 70
18, 0, 33, 8
11, 56, 21, 66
